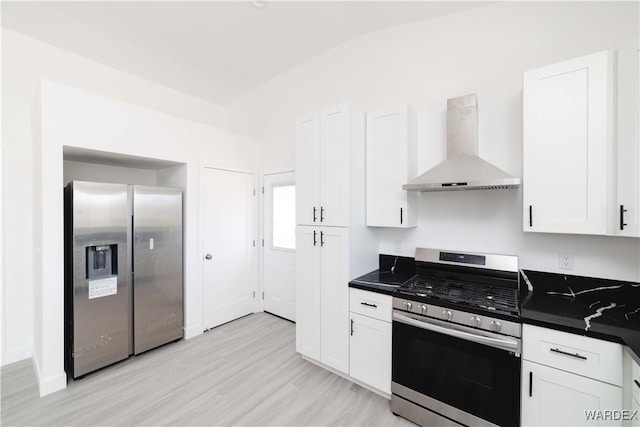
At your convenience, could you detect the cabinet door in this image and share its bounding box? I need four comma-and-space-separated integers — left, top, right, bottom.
616, 38, 640, 237
296, 112, 321, 226
320, 226, 350, 373
522, 360, 622, 427
320, 104, 352, 227
349, 313, 392, 394
366, 106, 417, 228
295, 226, 321, 360
523, 50, 614, 235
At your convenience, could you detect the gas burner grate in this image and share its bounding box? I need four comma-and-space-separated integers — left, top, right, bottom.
400, 274, 519, 316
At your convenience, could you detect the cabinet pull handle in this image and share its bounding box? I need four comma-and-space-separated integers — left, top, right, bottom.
634, 380, 640, 389
360, 302, 378, 308
529, 371, 533, 397
313, 230, 317, 246
320, 206, 324, 222
529, 205, 533, 227
313, 206, 317, 222
400, 207, 404, 224
320, 231, 325, 247
550, 347, 587, 360
620, 205, 628, 230
350, 319, 354, 336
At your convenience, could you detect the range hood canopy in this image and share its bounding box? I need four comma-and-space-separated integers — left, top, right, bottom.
403, 94, 520, 192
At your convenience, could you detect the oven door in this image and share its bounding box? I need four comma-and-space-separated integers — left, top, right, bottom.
392, 310, 521, 427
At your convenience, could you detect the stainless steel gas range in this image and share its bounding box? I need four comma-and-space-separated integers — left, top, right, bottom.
391, 248, 521, 427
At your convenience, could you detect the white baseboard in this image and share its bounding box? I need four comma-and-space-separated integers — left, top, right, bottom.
183, 324, 202, 340
32, 353, 67, 397
1, 346, 32, 366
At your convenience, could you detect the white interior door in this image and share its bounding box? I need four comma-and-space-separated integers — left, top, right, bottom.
263, 173, 296, 321
203, 167, 255, 329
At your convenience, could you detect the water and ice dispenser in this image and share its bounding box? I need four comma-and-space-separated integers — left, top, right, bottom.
86, 244, 118, 280
86, 244, 119, 299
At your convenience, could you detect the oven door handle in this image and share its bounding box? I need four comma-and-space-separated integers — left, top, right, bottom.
393, 311, 519, 352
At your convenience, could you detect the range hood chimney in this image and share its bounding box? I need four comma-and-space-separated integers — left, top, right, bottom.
403, 94, 520, 192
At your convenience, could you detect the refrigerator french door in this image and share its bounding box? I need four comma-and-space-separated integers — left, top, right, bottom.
64, 181, 183, 379
132, 185, 183, 355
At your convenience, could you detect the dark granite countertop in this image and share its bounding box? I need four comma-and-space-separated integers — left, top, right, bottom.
520, 270, 640, 363
349, 254, 415, 295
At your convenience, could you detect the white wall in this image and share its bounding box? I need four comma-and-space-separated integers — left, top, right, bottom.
1, 28, 232, 368
228, 1, 640, 282
63, 161, 158, 186
30, 80, 258, 396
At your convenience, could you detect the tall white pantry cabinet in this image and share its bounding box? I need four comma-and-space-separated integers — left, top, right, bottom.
295, 103, 377, 375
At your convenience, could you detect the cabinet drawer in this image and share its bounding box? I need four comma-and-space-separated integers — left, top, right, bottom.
349, 288, 392, 323
523, 324, 623, 386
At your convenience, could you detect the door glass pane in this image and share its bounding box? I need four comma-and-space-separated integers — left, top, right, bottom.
272, 184, 296, 250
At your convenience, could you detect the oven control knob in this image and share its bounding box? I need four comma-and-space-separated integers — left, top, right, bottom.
470, 316, 482, 327
404, 301, 413, 311
420, 304, 427, 315
442, 310, 453, 321
489, 320, 502, 332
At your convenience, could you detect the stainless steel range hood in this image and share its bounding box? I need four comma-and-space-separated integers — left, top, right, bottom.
403, 94, 520, 192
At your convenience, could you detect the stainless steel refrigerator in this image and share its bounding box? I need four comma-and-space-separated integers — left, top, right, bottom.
64, 181, 183, 378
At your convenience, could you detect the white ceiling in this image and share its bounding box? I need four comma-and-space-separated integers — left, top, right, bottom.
2, 1, 489, 106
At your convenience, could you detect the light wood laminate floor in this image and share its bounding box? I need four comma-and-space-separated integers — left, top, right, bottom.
1, 312, 414, 426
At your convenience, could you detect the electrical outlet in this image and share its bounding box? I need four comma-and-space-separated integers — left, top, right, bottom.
559, 253, 574, 270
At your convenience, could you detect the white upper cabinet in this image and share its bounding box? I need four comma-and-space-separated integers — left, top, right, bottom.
523, 50, 615, 235
616, 38, 640, 237
295, 112, 321, 226
296, 103, 364, 227
366, 106, 417, 228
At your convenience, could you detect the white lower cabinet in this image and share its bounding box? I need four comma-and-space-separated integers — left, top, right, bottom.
522, 360, 623, 426
349, 312, 392, 394
632, 398, 640, 427
522, 324, 623, 426
626, 352, 640, 427
348, 288, 392, 395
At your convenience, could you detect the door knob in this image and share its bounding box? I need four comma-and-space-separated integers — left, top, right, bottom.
205, 254, 212, 260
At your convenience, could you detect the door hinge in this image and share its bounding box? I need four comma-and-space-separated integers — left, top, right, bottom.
253, 291, 256, 298
262, 291, 264, 300
262, 239, 264, 247
253, 188, 256, 196
262, 186, 264, 194
253, 240, 256, 247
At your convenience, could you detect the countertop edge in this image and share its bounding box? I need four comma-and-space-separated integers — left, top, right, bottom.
348, 281, 397, 296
